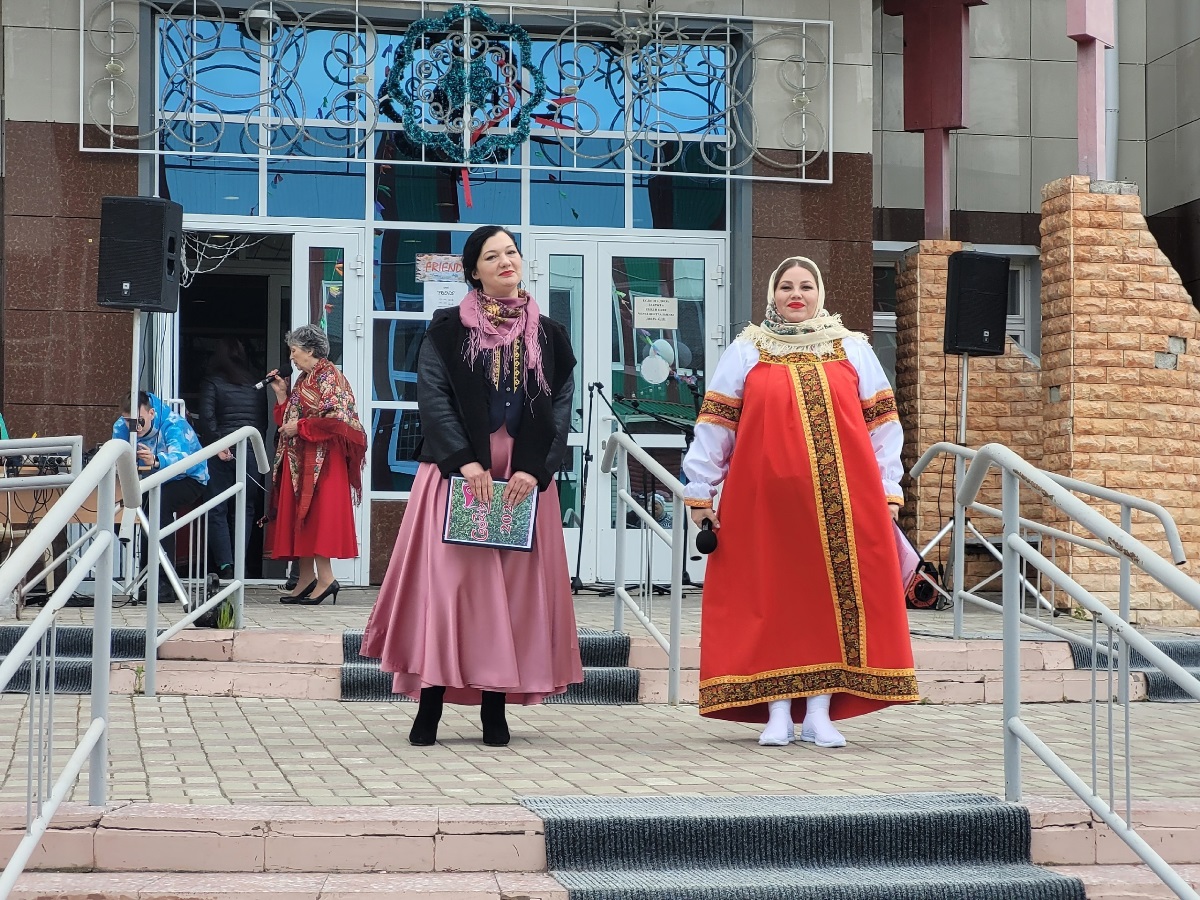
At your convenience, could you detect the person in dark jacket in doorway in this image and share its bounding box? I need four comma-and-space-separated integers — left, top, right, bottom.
198, 337, 269, 581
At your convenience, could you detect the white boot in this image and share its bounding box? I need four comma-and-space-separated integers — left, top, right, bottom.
799, 693, 846, 748
759, 699, 794, 746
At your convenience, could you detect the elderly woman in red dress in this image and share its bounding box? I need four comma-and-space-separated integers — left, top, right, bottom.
267, 324, 366, 606
682, 256, 919, 748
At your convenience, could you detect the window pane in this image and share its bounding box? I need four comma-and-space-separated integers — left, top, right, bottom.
372, 320, 427, 402
374, 230, 471, 312
557, 446, 583, 528
370, 408, 421, 492
161, 129, 258, 216
873, 265, 897, 314
531, 138, 624, 228
546, 254, 585, 432
374, 136, 521, 224
610, 256, 706, 428
307, 248, 344, 367
1008, 269, 1021, 316
267, 131, 365, 219
872, 329, 898, 390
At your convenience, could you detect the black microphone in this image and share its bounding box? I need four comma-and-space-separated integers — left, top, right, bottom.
255, 363, 292, 390
695, 519, 718, 555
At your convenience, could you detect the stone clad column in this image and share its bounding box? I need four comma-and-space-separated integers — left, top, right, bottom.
1039, 175, 1200, 626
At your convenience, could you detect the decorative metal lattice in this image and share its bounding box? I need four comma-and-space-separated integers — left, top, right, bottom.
82, 0, 833, 181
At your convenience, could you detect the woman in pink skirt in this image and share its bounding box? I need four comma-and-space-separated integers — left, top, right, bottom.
361, 225, 582, 747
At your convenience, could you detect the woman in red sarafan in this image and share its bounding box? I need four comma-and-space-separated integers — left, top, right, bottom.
682, 255, 919, 749
267, 324, 367, 606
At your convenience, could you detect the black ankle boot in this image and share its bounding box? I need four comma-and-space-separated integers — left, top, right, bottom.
409, 686, 445, 746
481, 691, 509, 746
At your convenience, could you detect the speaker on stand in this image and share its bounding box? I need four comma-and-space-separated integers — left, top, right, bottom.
930, 251, 1010, 632
96, 196, 185, 417
97, 195, 185, 589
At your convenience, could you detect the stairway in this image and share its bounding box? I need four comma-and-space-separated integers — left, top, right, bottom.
342, 626, 640, 704
1070, 638, 1200, 701
0, 625, 148, 694
519, 793, 1086, 900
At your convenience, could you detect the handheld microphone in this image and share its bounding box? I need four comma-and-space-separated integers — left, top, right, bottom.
255, 364, 292, 390
695, 519, 718, 555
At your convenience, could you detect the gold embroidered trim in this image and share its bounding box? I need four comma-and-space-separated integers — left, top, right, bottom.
862, 389, 899, 431
697, 391, 742, 432
789, 359, 867, 669
700, 664, 921, 714
685, 497, 714, 509
886, 494, 905, 506
756, 340, 848, 366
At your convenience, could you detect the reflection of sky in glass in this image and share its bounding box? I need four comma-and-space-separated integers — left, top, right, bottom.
159, 18, 370, 122
155, 16, 736, 171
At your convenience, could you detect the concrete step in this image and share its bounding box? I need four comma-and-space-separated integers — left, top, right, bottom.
632, 637, 1146, 704
1052, 865, 1200, 899
10, 628, 1146, 705
1028, 798, 1200, 867
0, 803, 546, 874
3, 871, 566, 899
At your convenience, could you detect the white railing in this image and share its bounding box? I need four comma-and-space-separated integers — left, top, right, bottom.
600, 430, 685, 705
139, 426, 271, 696
940, 442, 1200, 900
0, 439, 140, 900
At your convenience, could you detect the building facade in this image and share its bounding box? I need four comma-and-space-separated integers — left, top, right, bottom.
1, 0, 1197, 619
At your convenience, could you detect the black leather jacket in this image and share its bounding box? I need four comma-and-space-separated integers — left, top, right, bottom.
198, 375, 269, 444
415, 309, 575, 491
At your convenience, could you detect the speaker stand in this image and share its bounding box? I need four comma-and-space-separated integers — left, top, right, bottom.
129, 308, 142, 448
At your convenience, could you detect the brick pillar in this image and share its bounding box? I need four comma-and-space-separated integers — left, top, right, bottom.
1039, 175, 1200, 626
895, 242, 1044, 566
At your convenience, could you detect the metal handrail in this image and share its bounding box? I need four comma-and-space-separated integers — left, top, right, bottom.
910, 442, 1189, 639
959, 444, 1198, 608
140, 426, 272, 696
0, 437, 83, 490
0, 439, 138, 900
600, 429, 685, 705
954, 442, 1200, 900
913, 442, 1187, 563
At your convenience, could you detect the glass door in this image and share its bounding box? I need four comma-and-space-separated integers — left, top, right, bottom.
530, 236, 724, 587
291, 230, 368, 585
599, 241, 722, 586
529, 242, 591, 585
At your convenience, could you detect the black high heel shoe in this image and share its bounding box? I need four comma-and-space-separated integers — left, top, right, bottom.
298, 579, 340, 605
481, 691, 509, 746
409, 686, 445, 746
279, 580, 317, 604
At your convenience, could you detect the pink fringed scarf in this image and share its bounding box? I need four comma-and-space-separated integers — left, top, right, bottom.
458, 288, 549, 394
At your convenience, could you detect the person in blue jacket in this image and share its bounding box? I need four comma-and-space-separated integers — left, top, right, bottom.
114, 391, 209, 601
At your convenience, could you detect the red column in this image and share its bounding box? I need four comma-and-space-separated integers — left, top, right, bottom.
882, 0, 987, 240
1066, 0, 1115, 179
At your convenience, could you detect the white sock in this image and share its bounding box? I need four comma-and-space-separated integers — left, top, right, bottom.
759, 699, 793, 746
800, 693, 846, 748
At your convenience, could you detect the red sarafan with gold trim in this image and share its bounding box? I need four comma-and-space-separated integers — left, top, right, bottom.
695, 340, 919, 723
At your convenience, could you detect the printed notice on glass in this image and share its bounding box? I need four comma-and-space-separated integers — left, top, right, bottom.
633, 295, 678, 331
424, 281, 469, 314
442, 476, 538, 552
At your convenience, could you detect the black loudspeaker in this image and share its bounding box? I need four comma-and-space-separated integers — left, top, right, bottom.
97, 196, 184, 313
943, 250, 1010, 356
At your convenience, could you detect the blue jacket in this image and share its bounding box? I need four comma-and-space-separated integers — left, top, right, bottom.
112, 393, 209, 485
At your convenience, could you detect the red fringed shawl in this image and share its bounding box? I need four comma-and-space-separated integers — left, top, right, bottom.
273, 358, 367, 522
